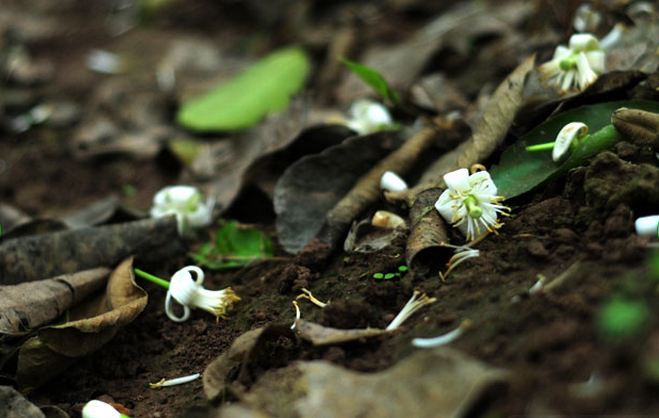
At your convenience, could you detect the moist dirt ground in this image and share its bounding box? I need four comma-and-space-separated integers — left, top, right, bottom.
1, 1, 659, 417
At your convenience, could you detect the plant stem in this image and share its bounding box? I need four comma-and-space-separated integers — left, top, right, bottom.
526, 142, 555, 152
134, 268, 170, 289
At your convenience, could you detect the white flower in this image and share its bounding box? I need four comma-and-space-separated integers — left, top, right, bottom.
346, 99, 393, 135
435, 168, 509, 241
573, 4, 601, 33
380, 170, 408, 192
538, 33, 605, 93
552, 122, 589, 162
165, 266, 240, 322
82, 400, 127, 418
150, 185, 213, 235
635, 215, 659, 237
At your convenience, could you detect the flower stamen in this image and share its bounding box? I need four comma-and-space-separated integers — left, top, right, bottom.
385, 291, 436, 331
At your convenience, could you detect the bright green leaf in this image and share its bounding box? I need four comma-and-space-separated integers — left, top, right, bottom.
340, 57, 399, 105
597, 298, 649, 342
373, 272, 384, 279
177, 47, 310, 132
491, 100, 659, 199
191, 220, 273, 270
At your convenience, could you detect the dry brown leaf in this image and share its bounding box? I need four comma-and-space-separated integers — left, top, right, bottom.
0, 268, 110, 336
398, 55, 535, 202
294, 319, 387, 346
405, 188, 451, 272
316, 127, 440, 250
14, 258, 147, 390
274, 131, 402, 254
213, 348, 508, 418
204, 326, 297, 403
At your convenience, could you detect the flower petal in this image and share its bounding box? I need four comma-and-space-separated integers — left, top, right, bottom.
553, 122, 588, 162
569, 33, 600, 51
443, 168, 470, 192
468, 171, 497, 196
585, 50, 605, 74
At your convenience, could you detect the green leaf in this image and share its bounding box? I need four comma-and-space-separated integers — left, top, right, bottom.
191, 221, 274, 270
373, 272, 384, 280
340, 58, 399, 105
177, 47, 310, 132
597, 298, 649, 342
491, 100, 659, 199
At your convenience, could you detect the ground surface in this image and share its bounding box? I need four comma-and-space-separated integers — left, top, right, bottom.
1, 1, 658, 417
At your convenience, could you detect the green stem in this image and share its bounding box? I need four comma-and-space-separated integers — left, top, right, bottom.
526, 142, 555, 152
134, 268, 170, 289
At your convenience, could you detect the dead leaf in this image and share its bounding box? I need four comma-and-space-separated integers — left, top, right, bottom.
13, 258, 147, 390
405, 188, 451, 272
0, 204, 31, 231
204, 325, 298, 402
274, 132, 403, 254
0, 385, 45, 418
343, 218, 407, 254
316, 127, 439, 251
214, 348, 508, 418
0, 268, 110, 336
191, 98, 352, 213
337, 1, 532, 103
402, 55, 535, 200
294, 319, 386, 346
0, 217, 182, 285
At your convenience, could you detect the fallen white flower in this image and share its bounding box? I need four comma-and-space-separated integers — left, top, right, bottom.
82, 400, 129, 418
635, 215, 659, 237
380, 171, 408, 192
538, 33, 605, 93
346, 99, 393, 135
552, 122, 589, 162
435, 168, 509, 241
573, 4, 601, 33
150, 185, 213, 235
165, 266, 240, 322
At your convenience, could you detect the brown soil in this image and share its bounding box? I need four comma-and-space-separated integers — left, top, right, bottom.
1, 1, 658, 418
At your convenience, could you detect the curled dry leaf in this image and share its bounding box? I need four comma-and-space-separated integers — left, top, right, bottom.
274, 132, 403, 254
13, 258, 147, 390
203, 325, 297, 403
343, 218, 407, 254
396, 55, 535, 202
0, 217, 182, 285
405, 188, 451, 272
316, 127, 440, 251
212, 348, 508, 418
0, 268, 110, 336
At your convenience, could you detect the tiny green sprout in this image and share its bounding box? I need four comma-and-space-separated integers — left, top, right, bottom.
597, 298, 650, 342
398, 265, 408, 273
373, 272, 385, 280
384, 273, 396, 279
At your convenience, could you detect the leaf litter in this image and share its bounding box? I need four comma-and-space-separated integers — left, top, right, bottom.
2, 1, 659, 417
